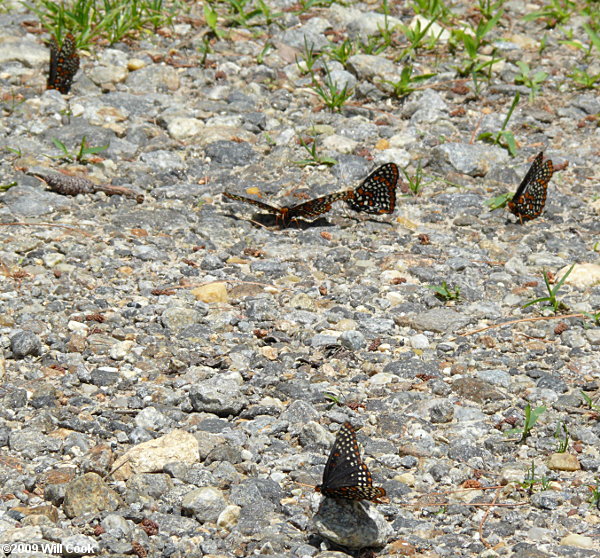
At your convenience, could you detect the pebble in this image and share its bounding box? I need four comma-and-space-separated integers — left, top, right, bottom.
547, 453, 581, 471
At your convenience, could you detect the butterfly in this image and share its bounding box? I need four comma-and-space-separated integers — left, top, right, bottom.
315, 422, 386, 503
346, 163, 399, 214
222, 191, 351, 224
507, 152, 553, 223
47, 33, 80, 94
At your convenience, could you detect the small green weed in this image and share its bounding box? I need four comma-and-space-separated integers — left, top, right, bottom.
256, 41, 272, 65
522, 264, 575, 314
478, 92, 519, 156
426, 281, 460, 301
401, 161, 425, 195
358, 11, 395, 56
582, 311, 600, 327
5, 146, 23, 158
51, 136, 109, 164
506, 404, 546, 443
328, 38, 355, 65
515, 61, 548, 101
411, 0, 450, 22
296, 0, 336, 13
294, 135, 337, 167
450, 10, 503, 79
382, 65, 436, 99
554, 422, 569, 453
583, 23, 600, 55
520, 461, 550, 494
568, 68, 600, 90
477, 0, 507, 21
204, 3, 226, 39
486, 192, 512, 212
26, 0, 175, 48
310, 63, 354, 112
0, 181, 18, 192
296, 37, 321, 75
581, 391, 600, 411
522, 0, 575, 27
397, 16, 440, 59
324, 392, 343, 408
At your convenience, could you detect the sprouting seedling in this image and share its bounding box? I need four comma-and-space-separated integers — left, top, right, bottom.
401, 160, 425, 195
324, 392, 342, 409
522, 264, 575, 314
580, 391, 600, 411
589, 478, 600, 509
515, 61, 548, 102
293, 135, 337, 167
554, 421, 569, 453
51, 136, 109, 164
582, 311, 600, 328
381, 65, 437, 99
296, 36, 320, 75
505, 404, 546, 443
426, 281, 460, 301
478, 92, 519, 157
520, 461, 549, 495
310, 62, 354, 112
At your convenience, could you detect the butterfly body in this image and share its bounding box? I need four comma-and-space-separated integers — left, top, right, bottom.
222, 191, 350, 224
47, 33, 80, 94
507, 152, 553, 223
316, 422, 386, 503
346, 163, 399, 214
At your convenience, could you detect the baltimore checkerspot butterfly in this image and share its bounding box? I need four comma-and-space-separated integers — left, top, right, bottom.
507, 152, 553, 223
346, 163, 399, 214
315, 422, 386, 503
222, 191, 351, 224
47, 33, 80, 94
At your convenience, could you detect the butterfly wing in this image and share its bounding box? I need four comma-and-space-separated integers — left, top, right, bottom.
316, 422, 386, 503
287, 191, 352, 219
508, 153, 553, 222
347, 163, 399, 214
47, 38, 59, 90
47, 33, 79, 94
222, 192, 283, 216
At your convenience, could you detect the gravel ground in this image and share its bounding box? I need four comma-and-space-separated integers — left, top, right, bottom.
1, 1, 600, 557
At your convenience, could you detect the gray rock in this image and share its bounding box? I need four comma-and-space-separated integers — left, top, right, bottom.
9, 429, 62, 459
189, 375, 248, 417
205, 140, 257, 165
431, 143, 508, 177
403, 308, 471, 333
134, 406, 168, 431
161, 307, 203, 331
451, 378, 507, 403
181, 486, 227, 523
339, 330, 365, 350
62, 473, 120, 518
2, 185, 72, 217
477, 369, 512, 388
10, 330, 42, 358
100, 514, 133, 538
313, 498, 392, 549
430, 401, 454, 423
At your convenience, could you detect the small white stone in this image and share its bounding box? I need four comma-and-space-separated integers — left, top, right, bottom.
67, 320, 88, 334
559, 534, 594, 549
217, 505, 241, 530
410, 334, 429, 349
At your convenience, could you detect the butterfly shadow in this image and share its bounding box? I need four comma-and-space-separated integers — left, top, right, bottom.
224, 211, 336, 230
